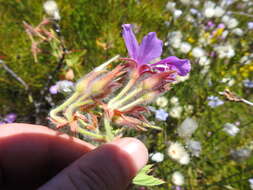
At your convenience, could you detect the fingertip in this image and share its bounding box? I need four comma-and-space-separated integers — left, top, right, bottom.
109, 137, 148, 173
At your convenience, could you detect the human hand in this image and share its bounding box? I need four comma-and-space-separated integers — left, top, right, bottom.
0, 123, 148, 190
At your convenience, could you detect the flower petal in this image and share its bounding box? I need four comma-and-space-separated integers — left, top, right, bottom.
122, 24, 139, 60
137, 32, 163, 65
153, 56, 191, 76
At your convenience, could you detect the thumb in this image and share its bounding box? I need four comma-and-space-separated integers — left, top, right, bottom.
38, 137, 148, 190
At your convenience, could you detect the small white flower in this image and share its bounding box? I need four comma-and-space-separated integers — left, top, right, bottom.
166, 2, 176, 11
44, 1, 58, 15
171, 38, 182, 49
223, 123, 240, 136
232, 28, 243, 36
177, 118, 198, 138
192, 0, 200, 6
240, 54, 252, 65
198, 37, 208, 46
221, 0, 234, 6
53, 11, 61, 20
174, 9, 183, 18
180, 0, 191, 5
186, 15, 195, 23
148, 106, 156, 112
172, 171, 184, 186
186, 140, 202, 157
249, 178, 253, 190
184, 105, 194, 114
222, 15, 230, 23
50, 80, 74, 94
221, 30, 229, 39
222, 15, 238, 29
204, 1, 216, 8
214, 6, 225, 17
156, 96, 168, 107
203, 1, 216, 18
215, 44, 235, 58
150, 152, 164, 162
168, 142, 189, 165
221, 77, 235, 86
231, 148, 252, 161
169, 106, 183, 118
199, 56, 211, 66
170, 96, 179, 105
180, 42, 192, 53
179, 153, 190, 165
203, 7, 215, 18
43, 0, 60, 20
58, 80, 74, 93
192, 47, 205, 58
168, 142, 185, 160
200, 65, 210, 75
168, 31, 183, 41
227, 78, 235, 86
227, 18, 238, 29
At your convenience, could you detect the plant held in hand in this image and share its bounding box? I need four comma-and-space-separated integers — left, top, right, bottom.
49, 24, 191, 186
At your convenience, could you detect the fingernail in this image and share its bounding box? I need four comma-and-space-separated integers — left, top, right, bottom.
110, 137, 148, 171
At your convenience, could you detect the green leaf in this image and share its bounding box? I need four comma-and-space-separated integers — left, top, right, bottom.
65, 50, 86, 67
133, 165, 165, 186
49, 37, 62, 59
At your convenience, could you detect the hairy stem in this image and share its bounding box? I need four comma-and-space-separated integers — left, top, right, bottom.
64, 97, 92, 121
104, 117, 114, 142
108, 77, 137, 106
49, 92, 79, 122
119, 97, 144, 111
109, 88, 142, 109
78, 121, 104, 140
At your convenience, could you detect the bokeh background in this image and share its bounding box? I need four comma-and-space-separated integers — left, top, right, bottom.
0, 0, 253, 189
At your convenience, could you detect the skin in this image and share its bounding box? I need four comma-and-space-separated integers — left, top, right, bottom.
0, 123, 148, 190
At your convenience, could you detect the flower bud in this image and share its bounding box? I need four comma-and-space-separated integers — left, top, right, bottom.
88, 64, 125, 97
75, 70, 105, 94
139, 71, 174, 91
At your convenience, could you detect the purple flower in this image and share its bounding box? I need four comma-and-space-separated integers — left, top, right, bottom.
248, 22, 253, 30
151, 56, 190, 76
4, 113, 17, 123
172, 186, 182, 190
122, 24, 162, 65
49, 84, 58, 94
190, 8, 198, 15
217, 23, 225, 29
243, 79, 253, 88
223, 0, 233, 5
155, 109, 169, 121
207, 21, 215, 28
122, 24, 190, 76
49, 80, 74, 95
207, 96, 224, 108
0, 121, 6, 126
